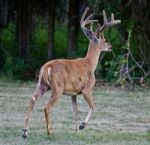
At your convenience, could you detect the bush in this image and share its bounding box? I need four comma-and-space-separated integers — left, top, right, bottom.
0, 23, 17, 56
0, 23, 17, 72
3, 57, 28, 79
54, 24, 68, 58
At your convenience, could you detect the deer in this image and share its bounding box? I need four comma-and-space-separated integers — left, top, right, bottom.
22, 7, 121, 138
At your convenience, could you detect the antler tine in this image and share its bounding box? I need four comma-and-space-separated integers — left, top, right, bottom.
100, 10, 121, 32
80, 8, 98, 25
100, 10, 108, 31
81, 8, 98, 26
110, 13, 121, 25
90, 22, 93, 30
80, 7, 98, 40
80, 7, 89, 24
83, 13, 98, 25
111, 13, 114, 21
103, 10, 107, 25
85, 14, 93, 22
90, 22, 95, 34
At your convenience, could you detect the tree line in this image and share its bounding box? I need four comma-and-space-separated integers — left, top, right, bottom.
0, 0, 150, 86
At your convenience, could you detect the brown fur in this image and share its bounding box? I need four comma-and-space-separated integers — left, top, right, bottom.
42, 58, 95, 95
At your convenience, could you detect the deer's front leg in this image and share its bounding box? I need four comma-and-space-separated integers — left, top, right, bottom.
79, 90, 94, 130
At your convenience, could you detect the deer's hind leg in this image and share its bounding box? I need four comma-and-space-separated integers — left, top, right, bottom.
44, 90, 62, 135
71, 95, 78, 131
22, 79, 48, 138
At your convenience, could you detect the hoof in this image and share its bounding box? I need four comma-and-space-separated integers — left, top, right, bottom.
47, 128, 53, 135
22, 129, 28, 138
79, 122, 87, 130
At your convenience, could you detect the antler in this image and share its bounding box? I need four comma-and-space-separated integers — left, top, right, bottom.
100, 10, 121, 32
80, 7, 98, 40
80, 7, 121, 39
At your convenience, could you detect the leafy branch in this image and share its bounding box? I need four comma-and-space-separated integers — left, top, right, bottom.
117, 24, 148, 87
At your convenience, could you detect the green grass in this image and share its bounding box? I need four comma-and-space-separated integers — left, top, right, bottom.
0, 80, 150, 145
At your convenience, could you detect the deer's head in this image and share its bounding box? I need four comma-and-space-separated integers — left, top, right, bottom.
80, 7, 121, 52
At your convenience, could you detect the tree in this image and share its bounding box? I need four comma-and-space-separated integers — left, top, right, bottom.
47, 0, 55, 60
17, 0, 32, 59
0, 0, 9, 28
67, 0, 79, 58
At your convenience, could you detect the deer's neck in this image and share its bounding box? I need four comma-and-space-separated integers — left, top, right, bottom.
85, 41, 101, 72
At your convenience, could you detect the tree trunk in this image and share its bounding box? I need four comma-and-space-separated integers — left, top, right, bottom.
17, 0, 32, 59
47, 0, 55, 60
67, 0, 79, 58
0, 0, 9, 28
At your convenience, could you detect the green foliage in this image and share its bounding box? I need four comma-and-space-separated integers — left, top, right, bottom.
0, 23, 17, 57
104, 54, 124, 81
31, 23, 68, 63
31, 25, 48, 67
54, 25, 67, 58
0, 22, 69, 79
0, 23, 48, 79
76, 30, 88, 57
3, 56, 28, 80
0, 23, 20, 78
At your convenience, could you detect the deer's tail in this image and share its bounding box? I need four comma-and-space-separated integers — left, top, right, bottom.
40, 66, 51, 87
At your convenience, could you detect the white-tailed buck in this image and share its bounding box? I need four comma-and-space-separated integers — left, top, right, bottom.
22, 7, 121, 138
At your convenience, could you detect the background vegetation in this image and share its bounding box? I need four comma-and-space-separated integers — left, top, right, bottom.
0, 0, 150, 87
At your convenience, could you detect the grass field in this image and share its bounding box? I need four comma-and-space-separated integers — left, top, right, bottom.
0, 80, 150, 145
